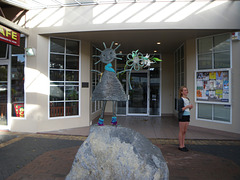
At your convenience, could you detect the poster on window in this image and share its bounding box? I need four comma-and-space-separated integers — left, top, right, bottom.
195, 69, 231, 103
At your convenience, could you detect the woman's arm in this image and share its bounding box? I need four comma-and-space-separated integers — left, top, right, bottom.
178, 98, 184, 112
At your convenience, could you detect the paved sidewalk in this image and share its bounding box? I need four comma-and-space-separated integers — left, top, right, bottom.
1, 130, 240, 180
43, 116, 240, 140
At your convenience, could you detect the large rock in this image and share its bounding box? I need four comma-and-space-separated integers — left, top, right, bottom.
66, 125, 169, 180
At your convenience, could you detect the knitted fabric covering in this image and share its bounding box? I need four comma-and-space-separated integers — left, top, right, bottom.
92, 71, 127, 101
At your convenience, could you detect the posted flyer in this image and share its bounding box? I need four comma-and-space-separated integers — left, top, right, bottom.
196, 70, 230, 103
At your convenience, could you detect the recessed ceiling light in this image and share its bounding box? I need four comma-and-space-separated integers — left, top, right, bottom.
154, 50, 157, 53
157, 42, 161, 45
115, 42, 118, 45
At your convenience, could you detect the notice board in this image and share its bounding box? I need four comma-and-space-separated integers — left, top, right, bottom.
195, 69, 231, 104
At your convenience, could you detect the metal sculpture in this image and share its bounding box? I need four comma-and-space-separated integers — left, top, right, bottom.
92, 42, 127, 126
92, 42, 162, 126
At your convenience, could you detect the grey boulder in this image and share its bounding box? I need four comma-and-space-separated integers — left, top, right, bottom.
66, 125, 169, 180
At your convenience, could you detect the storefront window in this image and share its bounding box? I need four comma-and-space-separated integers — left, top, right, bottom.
91, 46, 103, 113
0, 65, 8, 125
49, 37, 80, 117
197, 103, 231, 123
11, 36, 25, 118
0, 41, 8, 59
150, 62, 160, 115
116, 57, 126, 115
196, 33, 231, 123
197, 33, 230, 70
198, 103, 212, 120
174, 44, 184, 111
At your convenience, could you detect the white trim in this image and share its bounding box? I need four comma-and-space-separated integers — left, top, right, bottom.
196, 32, 232, 70
79, 40, 81, 118
48, 37, 81, 119
195, 33, 232, 124
173, 43, 185, 114
147, 67, 150, 115
0, 50, 10, 129
0, 35, 27, 130
159, 57, 162, 116
195, 68, 232, 105
196, 103, 232, 124
0, 43, 9, 60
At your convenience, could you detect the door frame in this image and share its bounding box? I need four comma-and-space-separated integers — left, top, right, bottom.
126, 70, 150, 116
0, 58, 11, 129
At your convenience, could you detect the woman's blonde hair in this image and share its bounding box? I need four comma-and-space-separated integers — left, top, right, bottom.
178, 86, 187, 98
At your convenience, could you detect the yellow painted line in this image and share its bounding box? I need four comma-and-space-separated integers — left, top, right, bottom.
0, 133, 87, 148
149, 139, 240, 145
0, 134, 27, 148
1, 133, 240, 149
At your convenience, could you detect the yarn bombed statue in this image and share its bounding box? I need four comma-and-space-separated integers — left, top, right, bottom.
92, 42, 127, 126
92, 42, 162, 126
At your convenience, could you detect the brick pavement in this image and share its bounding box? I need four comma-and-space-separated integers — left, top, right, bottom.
0, 133, 84, 180
1, 132, 240, 180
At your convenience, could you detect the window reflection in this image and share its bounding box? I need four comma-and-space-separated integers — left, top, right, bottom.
0, 65, 8, 124
11, 36, 25, 118
49, 37, 80, 117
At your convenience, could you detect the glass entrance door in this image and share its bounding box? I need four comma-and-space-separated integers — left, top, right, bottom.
127, 72, 148, 115
0, 65, 8, 125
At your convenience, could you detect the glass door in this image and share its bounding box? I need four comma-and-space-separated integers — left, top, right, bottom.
127, 72, 148, 115
0, 65, 8, 125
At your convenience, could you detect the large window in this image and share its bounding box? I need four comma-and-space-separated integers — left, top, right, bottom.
197, 33, 230, 70
11, 35, 26, 118
196, 33, 231, 123
0, 41, 9, 59
174, 44, 185, 111
91, 46, 103, 113
49, 37, 80, 117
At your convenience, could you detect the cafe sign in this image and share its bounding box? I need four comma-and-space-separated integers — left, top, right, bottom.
0, 24, 20, 46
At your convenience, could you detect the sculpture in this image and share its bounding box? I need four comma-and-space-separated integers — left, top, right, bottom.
92, 42, 162, 126
92, 42, 127, 126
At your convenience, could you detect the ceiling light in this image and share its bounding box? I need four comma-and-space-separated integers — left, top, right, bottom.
157, 42, 161, 45
154, 50, 157, 53
115, 42, 118, 45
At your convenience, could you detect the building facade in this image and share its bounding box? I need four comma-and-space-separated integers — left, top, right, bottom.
0, 0, 239, 134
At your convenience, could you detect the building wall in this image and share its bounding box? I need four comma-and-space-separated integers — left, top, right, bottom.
161, 54, 174, 115
10, 35, 91, 132
185, 38, 240, 134
19, 1, 240, 34
7, 0, 240, 133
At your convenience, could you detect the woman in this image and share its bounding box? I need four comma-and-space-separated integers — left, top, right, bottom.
178, 86, 193, 152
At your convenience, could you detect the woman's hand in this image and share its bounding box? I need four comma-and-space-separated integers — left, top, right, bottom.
182, 104, 193, 111
188, 104, 193, 109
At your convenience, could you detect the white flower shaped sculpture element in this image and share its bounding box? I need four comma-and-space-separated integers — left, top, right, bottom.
126, 50, 145, 71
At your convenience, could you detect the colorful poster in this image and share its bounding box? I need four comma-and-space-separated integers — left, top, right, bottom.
203, 81, 209, 90
197, 80, 203, 90
197, 72, 203, 80
209, 80, 216, 90
196, 70, 230, 103
216, 80, 223, 89
203, 72, 209, 81
223, 80, 229, 89
215, 90, 223, 99
209, 72, 216, 79
216, 71, 223, 80
197, 90, 202, 97
14, 103, 24, 117
222, 90, 229, 100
